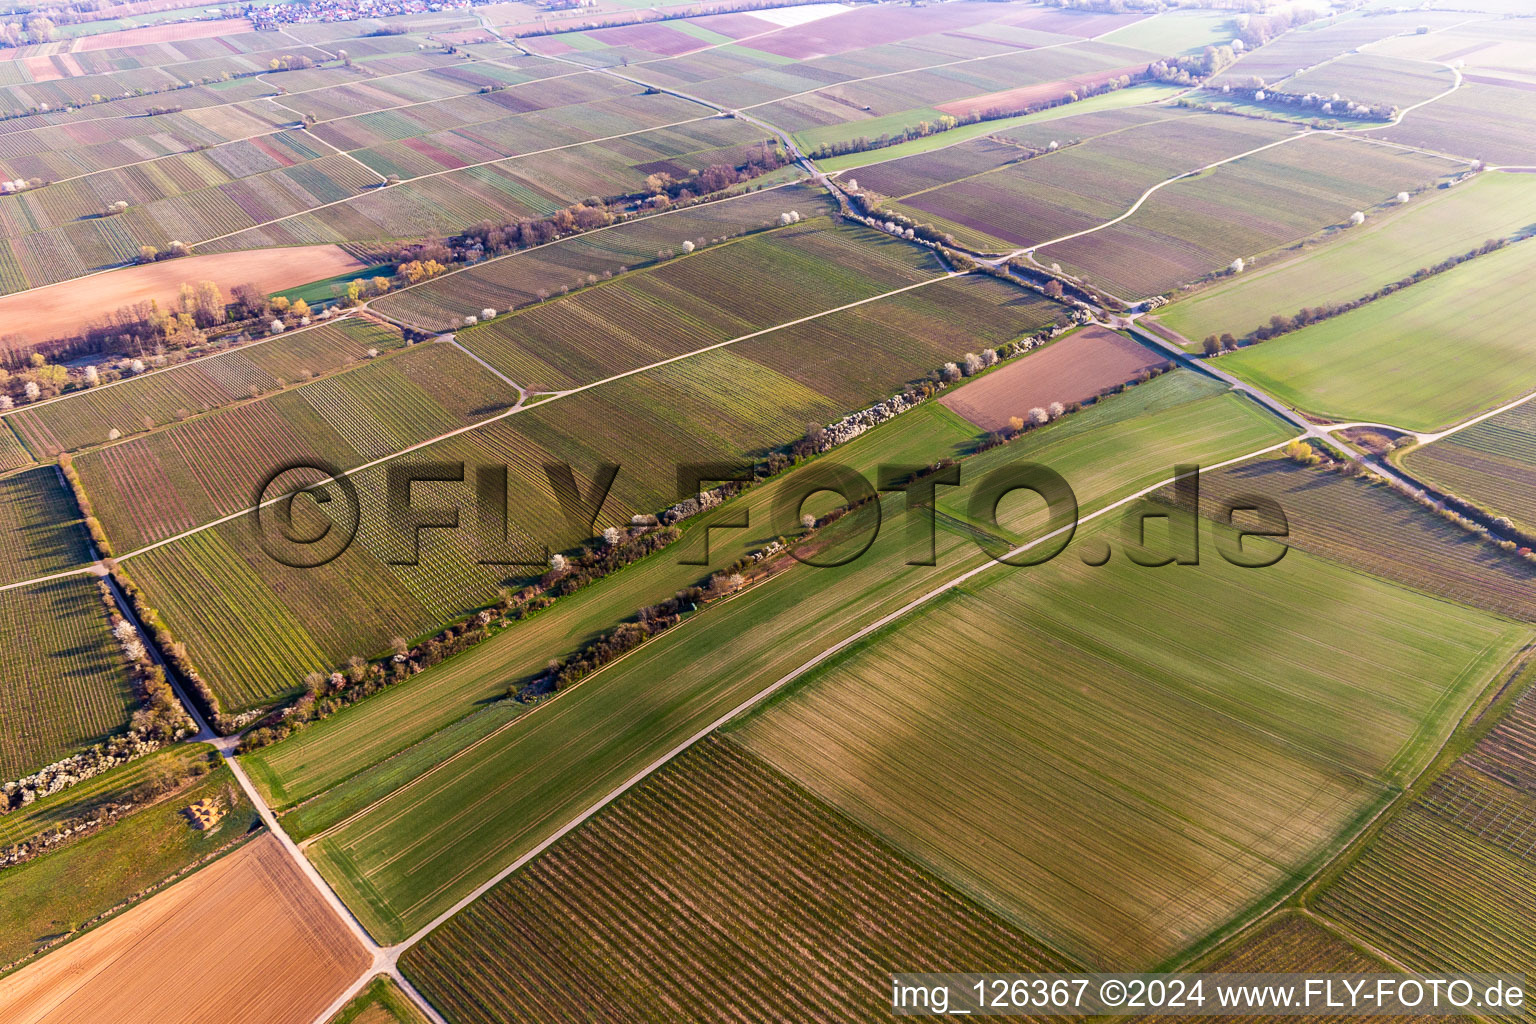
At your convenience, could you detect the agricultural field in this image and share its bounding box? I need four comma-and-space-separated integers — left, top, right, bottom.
1197, 457, 1536, 623
888, 112, 1297, 252
9, 316, 405, 456
1282, 54, 1456, 109
1040, 134, 1462, 298
8, 1, 1536, 1012
0, 576, 138, 780
0, 245, 369, 347
74, 335, 514, 554
240, 397, 983, 819
1313, 751, 1536, 981
1379, 79, 1536, 167
1151, 913, 1413, 1024
400, 737, 1071, 1024
0, 465, 94, 584
0, 747, 258, 971
938, 325, 1165, 431
0, 834, 370, 1024
1155, 171, 1536, 345
328, 977, 432, 1024
1210, 11, 1471, 87
733, 508, 1521, 968
1404, 401, 1536, 534
458, 218, 945, 389
1219, 238, 1536, 431
300, 371, 1292, 943
112, 270, 1060, 712
373, 181, 829, 331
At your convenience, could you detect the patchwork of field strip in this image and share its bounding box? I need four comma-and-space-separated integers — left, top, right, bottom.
1211, 11, 1471, 87
400, 737, 1073, 1024
8, 316, 405, 457
197, 112, 776, 256
1379, 79, 1536, 167
0, 576, 138, 780
734, 510, 1524, 969
459, 219, 945, 390
0, 748, 259, 970
1403, 400, 1536, 534
300, 371, 1293, 943
76, 336, 515, 554
114, 271, 1060, 712
1041, 134, 1462, 298
1155, 171, 1536, 345
1314, 682, 1536, 984
0, 833, 370, 1024
1152, 913, 1411, 1024
373, 182, 829, 331
1197, 458, 1536, 624
938, 325, 1165, 431
0, 466, 95, 585
1283, 54, 1457, 109
843, 103, 1198, 196
1219, 237, 1536, 431
887, 113, 1298, 252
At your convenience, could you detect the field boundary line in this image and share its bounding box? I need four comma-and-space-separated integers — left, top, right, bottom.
385, 436, 1296, 952
439, 335, 525, 398
113, 269, 957, 564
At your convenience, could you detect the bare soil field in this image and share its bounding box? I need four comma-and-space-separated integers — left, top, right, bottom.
937, 65, 1146, 117
73, 17, 253, 51
0, 834, 369, 1024
939, 325, 1164, 431
0, 246, 366, 347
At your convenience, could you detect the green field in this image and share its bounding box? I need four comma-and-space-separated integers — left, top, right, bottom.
0, 746, 259, 972
299, 370, 1293, 942
733, 512, 1525, 969
400, 738, 1071, 1024
0, 466, 94, 586
0, 577, 139, 780
1099, 10, 1238, 56
327, 977, 431, 1024
1156, 173, 1536, 345
1220, 239, 1536, 431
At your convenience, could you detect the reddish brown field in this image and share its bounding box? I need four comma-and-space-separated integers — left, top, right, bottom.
940, 325, 1165, 431
0, 834, 369, 1024
585, 22, 705, 55
937, 64, 1147, 117
0, 245, 365, 346
73, 17, 252, 51
748, 3, 1002, 59
21, 55, 63, 81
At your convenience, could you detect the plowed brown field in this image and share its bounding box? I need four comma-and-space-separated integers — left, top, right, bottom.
939, 325, 1165, 431
0, 834, 369, 1024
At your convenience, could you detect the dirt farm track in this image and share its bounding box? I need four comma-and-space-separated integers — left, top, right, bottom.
0, 835, 369, 1024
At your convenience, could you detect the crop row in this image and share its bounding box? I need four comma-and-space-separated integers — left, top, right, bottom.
11, 317, 407, 457
401, 737, 1070, 1024
0, 576, 138, 780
